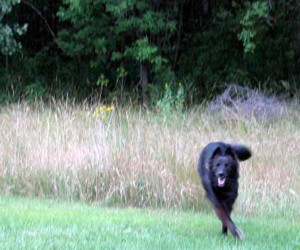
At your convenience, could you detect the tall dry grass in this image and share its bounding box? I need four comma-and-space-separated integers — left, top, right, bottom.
0, 101, 299, 216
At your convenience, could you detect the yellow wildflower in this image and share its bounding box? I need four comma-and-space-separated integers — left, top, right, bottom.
93, 104, 115, 122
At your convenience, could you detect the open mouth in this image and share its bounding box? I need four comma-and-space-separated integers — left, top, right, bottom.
217, 177, 226, 187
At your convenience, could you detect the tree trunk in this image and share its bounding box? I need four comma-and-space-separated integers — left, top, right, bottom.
5, 55, 9, 73
172, 1, 184, 71
140, 63, 149, 108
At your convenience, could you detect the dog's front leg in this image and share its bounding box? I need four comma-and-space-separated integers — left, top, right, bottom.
214, 206, 244, 239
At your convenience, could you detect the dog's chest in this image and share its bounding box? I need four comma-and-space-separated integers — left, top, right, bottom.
214, 183, 238, 201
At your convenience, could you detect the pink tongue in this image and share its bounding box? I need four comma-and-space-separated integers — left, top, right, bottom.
218, 177, 225, 186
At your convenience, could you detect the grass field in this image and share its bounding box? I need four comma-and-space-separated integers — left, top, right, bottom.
0, 99, 299, 249
0, 101, 299, 216
0, 196, 299, 250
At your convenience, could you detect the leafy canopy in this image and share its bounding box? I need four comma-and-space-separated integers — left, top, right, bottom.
0, 0, 27, 56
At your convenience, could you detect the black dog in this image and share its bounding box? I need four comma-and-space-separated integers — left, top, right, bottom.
197, 142, 251, 239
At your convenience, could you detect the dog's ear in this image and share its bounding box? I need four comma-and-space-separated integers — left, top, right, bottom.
225, 147, 236, 159
206, 147, 222, 169
211, 147, 222, 159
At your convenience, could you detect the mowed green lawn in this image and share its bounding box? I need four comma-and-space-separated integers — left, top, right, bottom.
0, 196, 299, 250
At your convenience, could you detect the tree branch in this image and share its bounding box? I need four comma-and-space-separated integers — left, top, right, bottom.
21, 0, 56, 39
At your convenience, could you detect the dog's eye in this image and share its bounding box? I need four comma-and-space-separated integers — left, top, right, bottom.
225, 163, 228, 168
216, 163, 220, 167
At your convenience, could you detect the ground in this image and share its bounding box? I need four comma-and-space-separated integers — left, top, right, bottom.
0, 196, 299, 249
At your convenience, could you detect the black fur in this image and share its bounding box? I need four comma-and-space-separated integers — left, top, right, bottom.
197, 141, 251, 239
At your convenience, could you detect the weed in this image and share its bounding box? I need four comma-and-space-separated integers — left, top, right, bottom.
0, 101, 299, 215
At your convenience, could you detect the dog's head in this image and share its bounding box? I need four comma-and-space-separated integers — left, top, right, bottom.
210, 147, 238, 188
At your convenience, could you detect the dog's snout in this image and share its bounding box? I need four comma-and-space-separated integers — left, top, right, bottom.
217, 171, 225, 178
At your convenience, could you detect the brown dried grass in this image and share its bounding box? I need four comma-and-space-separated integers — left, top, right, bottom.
0, 101, 299, 216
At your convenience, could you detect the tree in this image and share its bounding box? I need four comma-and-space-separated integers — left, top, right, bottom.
57, 0, 180, 104
1, 0, 300, 102
0, 0, 27, 68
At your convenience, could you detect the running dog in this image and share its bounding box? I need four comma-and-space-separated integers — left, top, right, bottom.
197, 142, 252, 239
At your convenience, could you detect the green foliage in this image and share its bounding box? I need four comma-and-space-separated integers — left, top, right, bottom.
1, 0, 20, 14
125, 37, 157, 63
1, 0, 300, 103
57, 0, 177, 96
157, 82, 185, 114
0, 0, 27, 56
96, 74, 109, 88
179, 0, 299, 97
24, 81, 47, 101
238, 1, 269, 53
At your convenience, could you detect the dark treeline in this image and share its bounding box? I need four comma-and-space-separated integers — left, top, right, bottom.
1, 0, 300, 104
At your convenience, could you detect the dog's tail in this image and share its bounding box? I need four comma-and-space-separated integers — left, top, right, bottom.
231, 145, 252, 161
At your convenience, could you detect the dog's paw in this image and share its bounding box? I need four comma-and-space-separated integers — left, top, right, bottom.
235, 227, 245, 240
